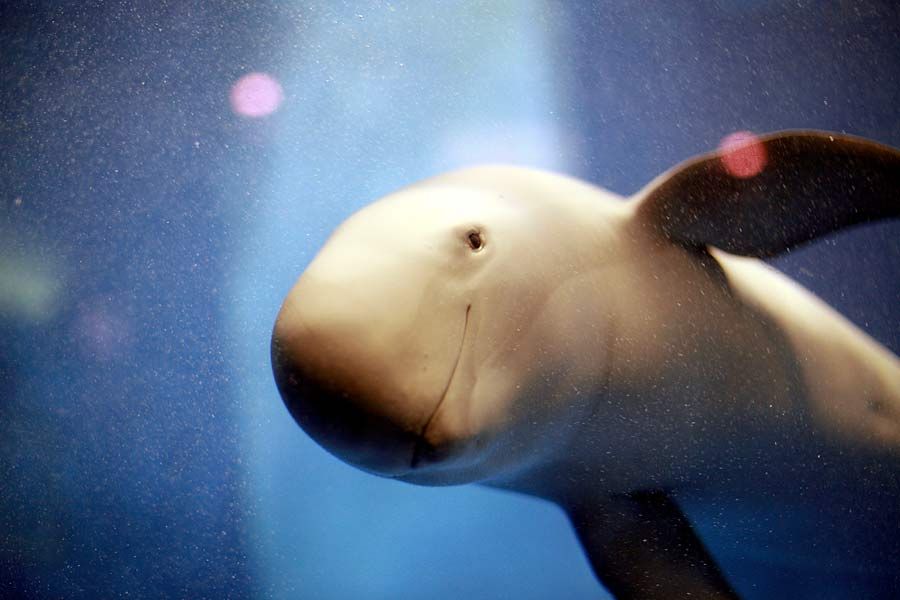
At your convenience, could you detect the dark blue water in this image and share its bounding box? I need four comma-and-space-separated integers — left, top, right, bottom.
2, 2, 897, 598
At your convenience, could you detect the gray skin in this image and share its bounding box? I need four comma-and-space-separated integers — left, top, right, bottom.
271, 131, 900, 599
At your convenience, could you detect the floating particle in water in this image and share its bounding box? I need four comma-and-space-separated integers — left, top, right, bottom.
229, 72, 284, 118
718, 131, 767, 179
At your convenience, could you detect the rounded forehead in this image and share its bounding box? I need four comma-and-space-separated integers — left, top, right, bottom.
343, 182, 531, 235
333, 165, 625, 249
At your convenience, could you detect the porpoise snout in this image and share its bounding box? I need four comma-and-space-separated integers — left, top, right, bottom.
270, 321, 422, 476
269, 275, 439, 476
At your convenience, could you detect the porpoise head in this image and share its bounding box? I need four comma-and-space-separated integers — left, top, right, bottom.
271, 167, 623, 485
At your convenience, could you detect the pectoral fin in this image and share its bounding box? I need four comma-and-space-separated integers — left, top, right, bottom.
635, 130, 899, 257
566, 490, 739, 599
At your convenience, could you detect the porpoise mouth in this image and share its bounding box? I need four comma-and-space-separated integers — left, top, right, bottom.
410, 303, 471, 469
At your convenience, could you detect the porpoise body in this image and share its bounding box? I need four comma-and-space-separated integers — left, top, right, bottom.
271, 131, 900, 598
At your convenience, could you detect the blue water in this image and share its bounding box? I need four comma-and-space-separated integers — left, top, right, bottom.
2, 2, 897, 598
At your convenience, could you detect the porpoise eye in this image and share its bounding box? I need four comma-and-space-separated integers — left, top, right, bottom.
466, 229, 484, 251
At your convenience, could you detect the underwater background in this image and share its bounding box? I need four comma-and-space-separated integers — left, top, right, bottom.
1, 2, 898, 598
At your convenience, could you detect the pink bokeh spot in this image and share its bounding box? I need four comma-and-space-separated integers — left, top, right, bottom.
230, 72, 284, 118
73, 301, 133, 362
718, 131, 767, 179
